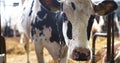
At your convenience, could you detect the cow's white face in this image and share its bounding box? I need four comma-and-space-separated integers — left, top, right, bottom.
62, 0, 93, 61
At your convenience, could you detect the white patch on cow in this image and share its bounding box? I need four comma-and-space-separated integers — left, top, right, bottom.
92, 16, 104, 33
32, 28, 41, 42
63, 21, 70, 46
36, 14, 48, 21
17, 0, 42, 39
114, 14, 120, 37
43, 26, 52, 39
43, 41, 61, 59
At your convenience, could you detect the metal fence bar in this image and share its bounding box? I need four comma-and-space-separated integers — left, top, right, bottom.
106, 13, 112, 62
92, 33, 107, 63
104, 0, 114, 62
92, 14, 115, 63
111, 12, 115, 63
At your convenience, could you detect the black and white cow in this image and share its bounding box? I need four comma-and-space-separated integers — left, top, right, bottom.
1, 1, 20, 37
17, 0, 118, 63
90, 13, 120, 37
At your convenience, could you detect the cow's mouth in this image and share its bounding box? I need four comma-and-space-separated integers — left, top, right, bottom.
71, 47, 91, 61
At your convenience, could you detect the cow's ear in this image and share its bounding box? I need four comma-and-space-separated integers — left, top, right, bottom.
94, 1, 118, 15
39, 0, 60, 12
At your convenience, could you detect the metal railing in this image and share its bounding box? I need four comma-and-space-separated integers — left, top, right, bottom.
92, 12, 115, 63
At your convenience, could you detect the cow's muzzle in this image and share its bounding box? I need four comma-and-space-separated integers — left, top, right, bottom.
72, 47, 91, 61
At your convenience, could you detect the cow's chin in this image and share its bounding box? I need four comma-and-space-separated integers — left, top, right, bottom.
71, 47, 91, 61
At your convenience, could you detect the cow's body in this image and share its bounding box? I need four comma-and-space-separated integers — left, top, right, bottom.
18, 0, 118, 63
17, 0, 65, 62
31, 7, 68, 63
1, 16, 20, 37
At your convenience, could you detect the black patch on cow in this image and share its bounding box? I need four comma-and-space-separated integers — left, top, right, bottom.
67, 21, 72, 39
31, 6, 48, 31
31, 5, 65, 45
29, 0, 34, 16
55, 12, 67, 44
87, 15, 95, 40
71, 2, 76, 10
4, 26, 13, 37
56, 12, 72, 39
36, 6, 48, 20
39, 0, 50, 10
29, 11, 33, 16
31, 27, 36, 39
39, 31, 43, 36
95, 15, 100, 23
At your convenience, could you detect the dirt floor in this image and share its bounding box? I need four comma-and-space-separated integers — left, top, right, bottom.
4, 36, 120, 63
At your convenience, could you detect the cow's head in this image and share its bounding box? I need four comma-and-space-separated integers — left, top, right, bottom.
39, 0, 118, 61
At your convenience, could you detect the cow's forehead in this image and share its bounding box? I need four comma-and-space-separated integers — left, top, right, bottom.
64, 0, 93, 7
62, 0, 94, 22
64, 0, 93, 12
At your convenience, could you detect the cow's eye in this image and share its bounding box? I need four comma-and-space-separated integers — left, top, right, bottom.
71, 2, 76, 10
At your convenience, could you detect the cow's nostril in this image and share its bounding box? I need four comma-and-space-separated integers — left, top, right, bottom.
80, 53, 86, 57
73, 50, 80, 61
72, 48, 91, 61
79, 53, 89, 61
